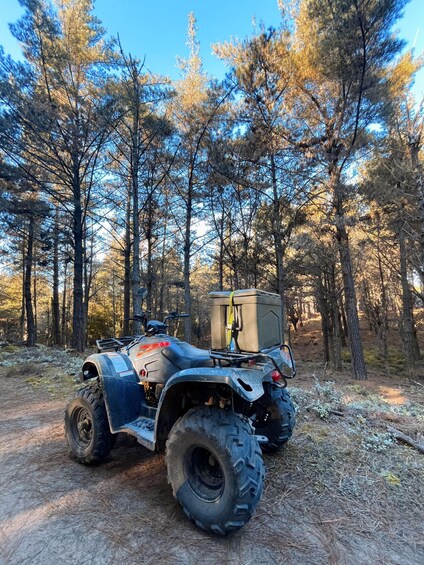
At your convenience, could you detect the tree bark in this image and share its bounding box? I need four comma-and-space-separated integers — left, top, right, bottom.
270, 153, 286, 341
336, 220, 367, 379
24, 215, 36, 346
409, 142, 424, 287
183, 162, 193, 343
61, 255, 68, 346
399, 227, 421, 374
330, 265, 342, 371
376, 222, 389, 373
123, 185, 132, 335
131, 122, 142, 334
71, 172, 85, 352
52, 208, 61, 345
20, 239, 25, 342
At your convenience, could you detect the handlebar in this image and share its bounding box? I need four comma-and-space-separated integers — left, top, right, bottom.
124, 313, 150, 322
164, 312, 190, 323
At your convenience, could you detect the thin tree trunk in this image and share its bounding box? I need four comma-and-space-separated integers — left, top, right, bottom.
377, 221, 389, 374
337, 221, 367, 379
321, 313, 330, 364
52, 208, 60, 345
33, 253, 37, 340
83, 226, 94, 343
112, 269, 117, 336
332, 170, 367, 379
330, 266, 342, 371
20, 239, 25, 342
409, 142, 424, 285
132, 152, 142, 334
146, 194, 154, 313
159, 216, 167, 316
183, 169, 193, 343
339, 298, 348, 344
24, 215, 36, 347
71, 165, 85, 352
61, 256, 68, 346
399, 227, 420, 374
270, 153, 286, 341
219, 211, 224, 290
123, 185, 131, 335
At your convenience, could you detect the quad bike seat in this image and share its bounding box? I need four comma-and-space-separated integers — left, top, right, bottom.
163, 342, 214, 370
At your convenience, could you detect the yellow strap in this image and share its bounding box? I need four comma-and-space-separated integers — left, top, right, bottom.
226, 291, 235, 348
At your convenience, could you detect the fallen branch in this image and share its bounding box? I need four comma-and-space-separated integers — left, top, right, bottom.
411, 380, 424, 388
329, 409, 344, 417
387, 426, 424, 455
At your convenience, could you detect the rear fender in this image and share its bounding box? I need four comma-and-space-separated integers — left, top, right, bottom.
160, 366, 265, 403
154, 367, 266, 449
81, 353, 143, 432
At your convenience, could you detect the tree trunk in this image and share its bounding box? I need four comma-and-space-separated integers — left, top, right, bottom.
270, 153, 286, 341
123, 186, 132, 335
24, 215, 36, 347
330, 266, 342, 371
183, 170, 193, 343
339, 298, 348, 344
376, 223, 389, 373
218, 211, 224, 291
145, 194, 154, 314
409, 142, 424, 286
399, 227, 421, 374
131, 150, 142, 334
83, 226, 94, 343
20, 239, 25, 342
52, 208, 61, 345
71, 174, 85, 352
61, 255, 68, 346
159, 216, 167, 316
336, 221, 367, 379
112, 269, 117, 336
321, 313, 330, 364
33, 253, 37, 340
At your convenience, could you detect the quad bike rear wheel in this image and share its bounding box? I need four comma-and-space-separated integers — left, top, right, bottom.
166, 406, 264, 535
253, 384, 296, 453
65, 385, 116, 464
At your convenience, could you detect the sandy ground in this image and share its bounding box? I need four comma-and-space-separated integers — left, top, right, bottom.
0, 351, 423, 565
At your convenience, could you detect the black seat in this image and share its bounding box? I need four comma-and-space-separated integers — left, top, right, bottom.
162, 342, 214, 370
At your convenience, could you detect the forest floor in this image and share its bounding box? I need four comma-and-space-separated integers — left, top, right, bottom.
0, 331, 423, 565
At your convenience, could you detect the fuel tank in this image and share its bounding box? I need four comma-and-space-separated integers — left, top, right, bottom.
127, 335, 213, 383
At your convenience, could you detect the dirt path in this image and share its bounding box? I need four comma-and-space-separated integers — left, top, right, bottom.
0, 366, 423, 565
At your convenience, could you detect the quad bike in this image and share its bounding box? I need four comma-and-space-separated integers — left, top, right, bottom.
64, 288, 296, 535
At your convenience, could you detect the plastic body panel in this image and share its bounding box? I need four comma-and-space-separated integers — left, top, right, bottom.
82, 353, 144, 430
210, 289, 282, 352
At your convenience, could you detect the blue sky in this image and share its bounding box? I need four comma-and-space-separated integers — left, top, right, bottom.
1, 0, 423, 96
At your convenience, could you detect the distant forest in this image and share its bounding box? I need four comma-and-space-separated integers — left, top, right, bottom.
0, 0, 423, 380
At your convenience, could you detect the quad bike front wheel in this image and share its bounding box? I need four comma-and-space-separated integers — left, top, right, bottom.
65, 385, 116, 464
166, 406, 264, 535
253, 384, 296, 453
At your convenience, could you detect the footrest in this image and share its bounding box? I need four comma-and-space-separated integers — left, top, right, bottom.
120, 417, 155, 450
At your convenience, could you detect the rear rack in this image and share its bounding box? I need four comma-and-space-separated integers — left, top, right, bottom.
210, 343, 296, 382
96, 336, 137, 352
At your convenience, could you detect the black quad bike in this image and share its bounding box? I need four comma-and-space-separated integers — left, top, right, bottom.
65, 289, 296, 535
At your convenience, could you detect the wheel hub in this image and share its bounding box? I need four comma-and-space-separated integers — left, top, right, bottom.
73, 408, 93, 445
185, 446, 225, 503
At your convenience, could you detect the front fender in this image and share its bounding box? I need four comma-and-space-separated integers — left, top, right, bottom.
81, 352, 143, 433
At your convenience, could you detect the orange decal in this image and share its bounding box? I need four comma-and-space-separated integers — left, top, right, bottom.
136, 341, 171, 357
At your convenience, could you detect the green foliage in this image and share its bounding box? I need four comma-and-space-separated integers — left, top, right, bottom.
342, 347, 406, 372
